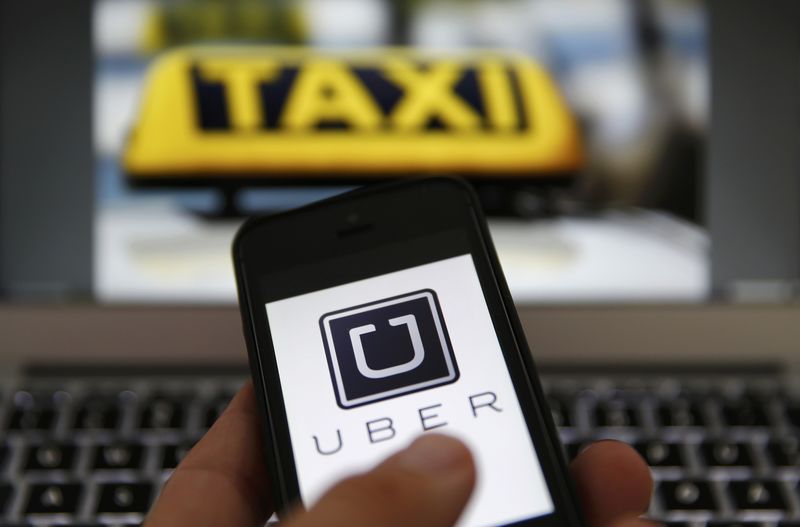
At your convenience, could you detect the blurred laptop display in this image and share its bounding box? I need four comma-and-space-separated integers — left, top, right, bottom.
94, 0, 707, 303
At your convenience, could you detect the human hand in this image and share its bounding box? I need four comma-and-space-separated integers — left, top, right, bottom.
145, 382, 654, 527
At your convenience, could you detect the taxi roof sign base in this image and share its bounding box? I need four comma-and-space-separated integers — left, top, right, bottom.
126, 175, 576, 219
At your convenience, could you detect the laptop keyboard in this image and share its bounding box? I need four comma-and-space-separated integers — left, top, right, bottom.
0, 371, 796, 526
548, 373, 800, 527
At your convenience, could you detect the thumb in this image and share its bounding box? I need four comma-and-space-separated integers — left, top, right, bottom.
286, 434, 476, 527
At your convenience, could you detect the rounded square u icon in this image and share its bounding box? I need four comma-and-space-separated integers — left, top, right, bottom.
320, 290, 459, 409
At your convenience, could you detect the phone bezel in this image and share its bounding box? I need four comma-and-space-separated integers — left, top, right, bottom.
233, 178, 584, 527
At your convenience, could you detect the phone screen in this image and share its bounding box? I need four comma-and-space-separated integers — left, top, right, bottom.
261, 231, 556, 527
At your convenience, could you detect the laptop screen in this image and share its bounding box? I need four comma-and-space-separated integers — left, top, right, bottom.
91, 0, 708, 305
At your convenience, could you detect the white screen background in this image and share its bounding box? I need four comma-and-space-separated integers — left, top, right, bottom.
266, 254, 554, 526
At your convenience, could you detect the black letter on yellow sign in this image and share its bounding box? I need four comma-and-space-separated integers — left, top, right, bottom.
197, 59, 280, 131
281, 60, 383, 131
479, 61, 520, 132
384, 60, 482, 132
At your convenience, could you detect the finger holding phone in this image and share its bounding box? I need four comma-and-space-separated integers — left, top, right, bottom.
145, 382, 655, 527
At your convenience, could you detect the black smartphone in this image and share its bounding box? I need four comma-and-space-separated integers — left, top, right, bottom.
233, 178, 583, 527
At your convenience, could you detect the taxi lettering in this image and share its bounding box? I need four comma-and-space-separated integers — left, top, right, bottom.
123, 47, 582, 178
192, 58, 527, 134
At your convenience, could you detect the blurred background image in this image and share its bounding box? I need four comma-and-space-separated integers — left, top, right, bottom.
93, 0, 708, 303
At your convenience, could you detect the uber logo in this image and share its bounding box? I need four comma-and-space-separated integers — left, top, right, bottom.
320, 290, 458, 409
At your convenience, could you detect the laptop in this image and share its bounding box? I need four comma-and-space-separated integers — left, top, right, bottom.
2, 1, 799, 525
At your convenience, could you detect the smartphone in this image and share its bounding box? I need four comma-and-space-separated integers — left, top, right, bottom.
233, 178, 583, 527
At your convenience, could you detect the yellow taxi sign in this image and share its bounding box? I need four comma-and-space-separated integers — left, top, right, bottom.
123, 46, 582, 180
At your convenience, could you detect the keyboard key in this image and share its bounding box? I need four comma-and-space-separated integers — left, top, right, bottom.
784, 405, 800, 428
140, 397, 185, 430
73, 402, 120, 430
725, 396, 771, 427
635, 441, 686, 468
24, 444, 76, 471
6, 408, 55, 431
595, 402, 638, 427
744, 386, 779, 404
6, 390, 66, 432
96, 482, 153, 513
548, 396, 573, 428
700, 441, 753, 468
92, 443, 144, 470
707, 522, 764, 527
657, 400, 705, 427
563, 442, 584, 461
728, 480, 788, 512
0, 483, 12, 514
767, 437, 800, 467
24, 483, 82, 514
162, 441, 194, 469
204, 397, 231, 429
659, 480, 718, 511
722, 398, 770, 427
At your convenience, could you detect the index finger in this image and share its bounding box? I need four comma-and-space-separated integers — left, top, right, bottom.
145, 381, 273, 527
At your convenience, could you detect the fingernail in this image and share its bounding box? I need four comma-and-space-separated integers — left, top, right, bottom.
397, 434, 470, 475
